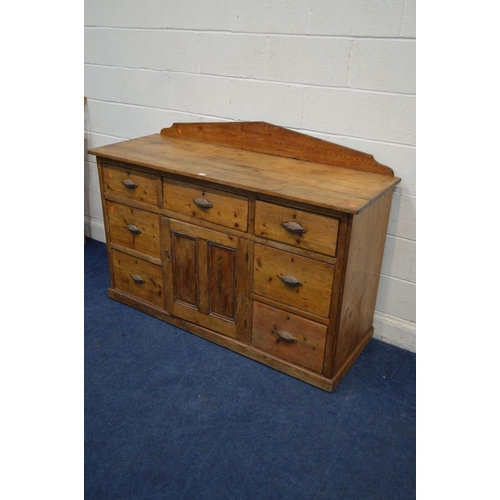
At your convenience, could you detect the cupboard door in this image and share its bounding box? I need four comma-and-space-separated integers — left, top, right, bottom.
163, 218, 248, 339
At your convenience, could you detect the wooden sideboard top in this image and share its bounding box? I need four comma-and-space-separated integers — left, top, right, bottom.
88, 122, 400, 214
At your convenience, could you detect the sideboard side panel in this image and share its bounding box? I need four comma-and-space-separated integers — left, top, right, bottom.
333, 189, 394, 376
96, 157, 115, 288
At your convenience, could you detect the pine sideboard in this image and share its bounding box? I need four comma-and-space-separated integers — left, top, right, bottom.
88, 121, 401, 391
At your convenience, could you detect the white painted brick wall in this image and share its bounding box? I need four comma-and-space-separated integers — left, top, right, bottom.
170, 73, 232, 116
199, 33, 268, 78
303, 88, 394, 140
349, 40, 416, 93
140, 30, 199, 72
85, 29, 144, 67
401, 0, 416, 37
268, 36, 351, 86
84, 0, 416, 351
230, 80, 304, 127
231, 0, 309, 34
84, 0, 166, 28
165, 0, 231, 30
116, 68, 170, 108
308, 0, 406, 37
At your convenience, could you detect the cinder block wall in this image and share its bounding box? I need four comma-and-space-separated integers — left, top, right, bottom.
84, 0, 416, 351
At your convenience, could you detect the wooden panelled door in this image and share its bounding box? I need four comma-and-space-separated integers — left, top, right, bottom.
162, 218, 249, 340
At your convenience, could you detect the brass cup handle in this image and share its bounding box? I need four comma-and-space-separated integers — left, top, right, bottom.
126, 224, 142, 235
281, 221, 306, 234
193, 197, 213, 209
122, 178, 138, 189
279, 275, 302, 287
130, 274, 145, 284
276, 330, 297, 343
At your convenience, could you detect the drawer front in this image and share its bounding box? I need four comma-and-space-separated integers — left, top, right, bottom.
111, 250, 163, 307
254, 201, 339, 256
107, 201, 161, 258
253, 244, 335, 318
163, 178, 248, 232
252, 301, 327, 373
102, 163, 158, 205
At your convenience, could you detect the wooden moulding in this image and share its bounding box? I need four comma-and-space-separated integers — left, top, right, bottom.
161, 121, 394, 176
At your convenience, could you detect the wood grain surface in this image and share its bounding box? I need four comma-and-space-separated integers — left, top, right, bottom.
161, 121, 394, 175
252, 301, 328, 373
89, 125, 400, 215
254, 200, 340, 256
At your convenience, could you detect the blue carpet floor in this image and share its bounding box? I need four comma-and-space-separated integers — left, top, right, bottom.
85, 237, 416, 499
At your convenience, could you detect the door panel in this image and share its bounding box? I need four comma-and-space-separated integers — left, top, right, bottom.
209, 243, 236, 321
163, 217, 247, 339
172, 232, 198, 308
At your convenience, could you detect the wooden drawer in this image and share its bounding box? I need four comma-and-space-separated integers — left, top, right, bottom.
252, 301, 327, 373
107, 201, 161, 258
111, 250, 163, 307
254, 200, 339, 256
163, 178, 248, 231
253, 244, 335, 318
102, 163, 158, 205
